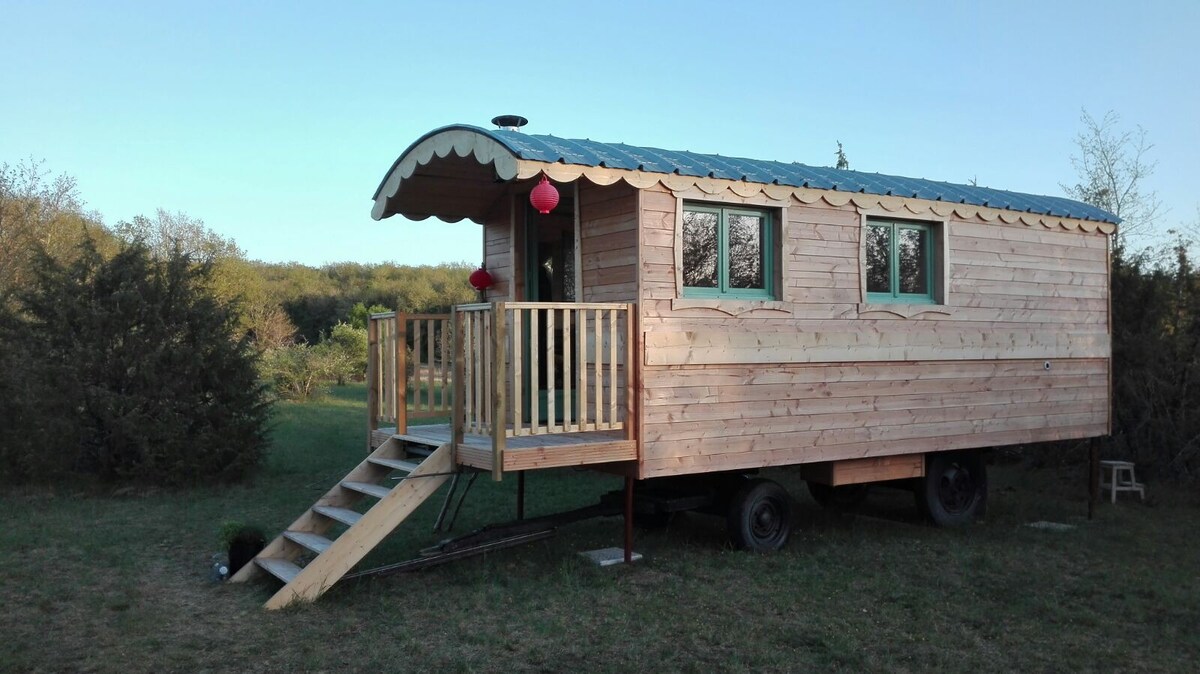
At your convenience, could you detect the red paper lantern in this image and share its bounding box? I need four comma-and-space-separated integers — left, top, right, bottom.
468, 267, 494, 291
530, 174, 559, 214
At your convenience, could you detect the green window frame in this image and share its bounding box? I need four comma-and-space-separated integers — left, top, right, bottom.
681, 204, 775, 299
865, 219, 937, 304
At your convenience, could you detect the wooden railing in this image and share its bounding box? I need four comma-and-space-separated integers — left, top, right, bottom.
367, 312, 452, 440
453, 302, 636, 478
370, 303, 636, 477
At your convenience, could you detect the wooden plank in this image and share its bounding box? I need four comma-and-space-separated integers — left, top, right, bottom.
643, 329, 1110, 365
512, 306, 523, 435
609, 308, 617, 426
530, 307, 540, 432
800, 455, 926, 486
546, 307, 556, 433
502, 441, 638, 471
255, 558, 301, 584
594, 309, 602, 426
451, 309, 465, 465
311, 506, 362, 527
562, 308, 572, 431
341, 481, 391, 499
625, 303, 636, 443
492, 302, 507, 481
367, 457, 420, 473
396, 315, 407, 432
640, 421, 1106, 479
366, 317, 379, 452
426, 318, 436, 413
282, 531, 333, 555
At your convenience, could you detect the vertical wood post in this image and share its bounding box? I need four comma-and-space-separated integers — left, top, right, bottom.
623, 475, 634, 564
625, 304, 636, 442
366, 316, 380, 454
451, 307, 465, 467
517, 471, 525, 521
491, 302, 507, 481
1088, 436, 1099, 520
395, 313, 407, 435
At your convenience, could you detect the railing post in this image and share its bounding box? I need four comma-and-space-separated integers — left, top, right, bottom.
366, 316, 380, 454
451, 307, 465, 467
491, 302, 507, 481
625, 303, 636, 443
396, 313, 407, 435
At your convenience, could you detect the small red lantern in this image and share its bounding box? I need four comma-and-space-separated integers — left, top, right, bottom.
529, 174, 559, 214
469, 266, 494, 291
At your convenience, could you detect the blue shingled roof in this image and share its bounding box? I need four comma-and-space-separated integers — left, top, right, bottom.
447, 125, 1117, 224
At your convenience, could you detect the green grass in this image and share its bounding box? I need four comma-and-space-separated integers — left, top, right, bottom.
2, 384, 1198, 672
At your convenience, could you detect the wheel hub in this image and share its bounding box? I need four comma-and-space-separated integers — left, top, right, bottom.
938, 465, 975, 513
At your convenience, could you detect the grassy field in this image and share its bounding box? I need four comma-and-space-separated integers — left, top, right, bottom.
2, 384, 1198, 673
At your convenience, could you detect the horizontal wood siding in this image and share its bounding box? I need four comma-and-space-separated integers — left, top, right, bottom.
483, 206, 512, 301
579, 181, 638, 303
637, 185, 1111, 479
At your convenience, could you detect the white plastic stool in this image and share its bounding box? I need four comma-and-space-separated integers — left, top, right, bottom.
1099, 460, 1145, 503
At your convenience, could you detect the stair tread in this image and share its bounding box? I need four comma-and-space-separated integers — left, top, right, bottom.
282, 530, 333, 554
256, 557, 302, 583
342, 481, 392, 499
368, 457, 420, 473
312, 505, 362, 526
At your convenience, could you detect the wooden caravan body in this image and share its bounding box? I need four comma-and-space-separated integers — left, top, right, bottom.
369, 123, 1118, 482
232, 123, 1118, 608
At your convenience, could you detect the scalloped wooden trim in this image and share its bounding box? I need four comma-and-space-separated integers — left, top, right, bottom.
514, 160, 1116, 235
670, 298, 792, 317
846, 305, 956, 320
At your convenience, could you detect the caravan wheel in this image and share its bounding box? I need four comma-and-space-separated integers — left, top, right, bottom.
916, 451, 987, 526
727, 478, 792, 552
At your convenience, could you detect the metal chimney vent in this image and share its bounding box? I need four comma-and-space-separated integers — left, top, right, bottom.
491, 115, 528, 132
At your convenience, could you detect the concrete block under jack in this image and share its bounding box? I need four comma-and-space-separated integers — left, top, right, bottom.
580, 547, 643, 567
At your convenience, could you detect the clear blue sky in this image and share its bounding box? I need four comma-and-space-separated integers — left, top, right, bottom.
2, 0, 1197, 266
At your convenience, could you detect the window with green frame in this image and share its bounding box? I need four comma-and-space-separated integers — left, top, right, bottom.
681, 204, 774, 299
865, 219, 937, 303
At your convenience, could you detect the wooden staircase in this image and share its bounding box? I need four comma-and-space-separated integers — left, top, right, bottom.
229, 437, 453, 610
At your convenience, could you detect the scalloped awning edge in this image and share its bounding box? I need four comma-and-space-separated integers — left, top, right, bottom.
515, 161, 1117, 235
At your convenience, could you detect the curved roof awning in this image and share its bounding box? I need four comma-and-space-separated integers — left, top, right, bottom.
372, 124, 1119, 233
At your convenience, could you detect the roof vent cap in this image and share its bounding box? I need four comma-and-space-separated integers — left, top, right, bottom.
491, 115, 528, 131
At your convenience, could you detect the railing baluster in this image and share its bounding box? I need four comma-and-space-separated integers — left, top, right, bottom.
512, 307, 522, 436
593, 309, 601, 430
530, 308, 540, 434
562, 308, 572, 432
546, 308, 556, 433
577, 308, 587, 430
609, 308, 617, 428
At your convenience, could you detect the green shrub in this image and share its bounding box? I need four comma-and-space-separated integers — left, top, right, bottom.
2, 237, 270, 486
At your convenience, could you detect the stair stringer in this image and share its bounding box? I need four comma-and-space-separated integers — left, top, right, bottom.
228, 437, 409, 585
263, 442, 454, 610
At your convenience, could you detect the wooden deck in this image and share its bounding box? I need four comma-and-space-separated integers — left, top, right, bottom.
372, 424, 637, 472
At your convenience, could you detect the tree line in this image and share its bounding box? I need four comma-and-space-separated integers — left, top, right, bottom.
2, 109, 1198, 487
0, 161, 473, 485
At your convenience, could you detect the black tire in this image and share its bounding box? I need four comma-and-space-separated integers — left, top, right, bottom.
727, 478, 792, 552
807, 482, 870, 511
916, 451, 987, 526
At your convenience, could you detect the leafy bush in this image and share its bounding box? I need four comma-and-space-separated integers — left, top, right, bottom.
1105, 244, 1200, 482
0, 237, 270, 485
259, 343, 332, 401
